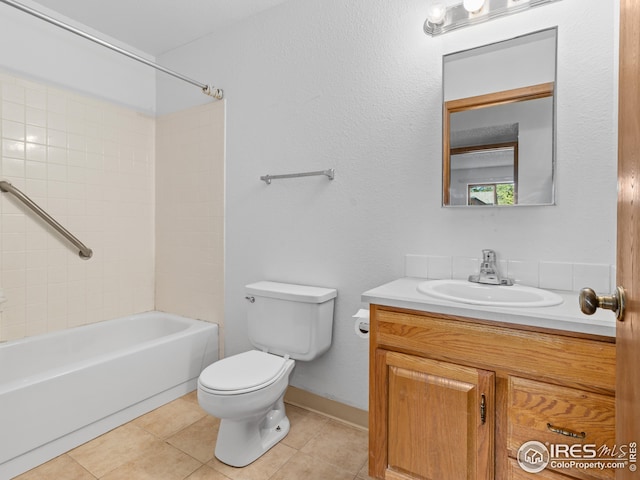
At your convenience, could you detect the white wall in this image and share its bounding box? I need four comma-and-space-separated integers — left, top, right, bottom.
160, 0, 618, 411
0, 0, 156, 114
0, 0, 617, 410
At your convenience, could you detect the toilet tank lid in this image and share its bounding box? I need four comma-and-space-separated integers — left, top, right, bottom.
246, 281, 337, 303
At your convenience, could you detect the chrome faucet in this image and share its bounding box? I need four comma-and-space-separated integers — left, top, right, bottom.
469, 249, 513, 286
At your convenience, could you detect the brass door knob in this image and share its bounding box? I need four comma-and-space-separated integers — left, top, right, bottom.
579, 286, 626, 321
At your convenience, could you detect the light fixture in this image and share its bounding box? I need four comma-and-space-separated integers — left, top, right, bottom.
463, 0, 486, 13
426, 1, 447, 25
424, 0, 561, 36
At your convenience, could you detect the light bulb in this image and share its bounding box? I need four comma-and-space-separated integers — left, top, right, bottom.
426, 2, 447, 25
463, 0, 486, 13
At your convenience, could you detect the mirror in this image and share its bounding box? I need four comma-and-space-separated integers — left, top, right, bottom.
442, 28, 557, 207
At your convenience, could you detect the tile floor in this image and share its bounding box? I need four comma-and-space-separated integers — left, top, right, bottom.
14, 391, 373, 480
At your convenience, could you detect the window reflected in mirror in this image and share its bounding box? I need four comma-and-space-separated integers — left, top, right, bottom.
450, 143, 518, 206
468, 183, 515, 206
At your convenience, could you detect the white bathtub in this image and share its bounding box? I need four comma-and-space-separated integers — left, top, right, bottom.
0, 311, 219, 479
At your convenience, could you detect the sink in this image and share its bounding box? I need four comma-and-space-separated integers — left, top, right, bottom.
416, 279, 564, 307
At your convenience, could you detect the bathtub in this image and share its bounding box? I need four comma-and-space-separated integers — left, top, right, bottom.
0, 311, 218, 479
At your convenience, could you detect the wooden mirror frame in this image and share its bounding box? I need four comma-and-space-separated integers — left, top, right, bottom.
443, 82, 554, 206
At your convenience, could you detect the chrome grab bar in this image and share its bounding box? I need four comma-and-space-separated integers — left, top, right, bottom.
260, 169, 335, 185
0, 181, 93, 259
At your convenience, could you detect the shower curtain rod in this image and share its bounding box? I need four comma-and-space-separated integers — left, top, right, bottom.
0, 0, 223, 99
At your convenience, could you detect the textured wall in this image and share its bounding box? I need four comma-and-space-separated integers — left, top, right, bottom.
0, 0, 156, 114
161, 0, 618, 410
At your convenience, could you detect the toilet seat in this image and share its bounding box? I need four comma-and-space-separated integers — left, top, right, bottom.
199, 350, 292, 395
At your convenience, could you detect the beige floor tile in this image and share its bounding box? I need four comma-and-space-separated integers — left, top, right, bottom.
186, 465, 233, 480
133, 396, 207, 439
357, 459, 376, 479
269, 451, 355, 480
13, 454, 96, 480
280, 404, 330, 450
99, 442, 201, 480
19, 392, 372, 480
182, 390, 201, 408
68, 423, 163, 478
208, 442, 297, 480
167, 415, 221, 463
300, 419, 368, 475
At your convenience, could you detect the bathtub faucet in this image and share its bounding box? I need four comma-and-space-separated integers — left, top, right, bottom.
469, 249, 513, 286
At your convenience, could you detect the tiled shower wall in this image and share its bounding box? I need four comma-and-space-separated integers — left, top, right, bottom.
0, 71, 155, 341
155, 102, 225, 336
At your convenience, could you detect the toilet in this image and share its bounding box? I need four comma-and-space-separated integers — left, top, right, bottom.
197, 281, 337, 467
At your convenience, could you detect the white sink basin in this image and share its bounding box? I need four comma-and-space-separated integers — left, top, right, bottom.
416, 279, 564, 307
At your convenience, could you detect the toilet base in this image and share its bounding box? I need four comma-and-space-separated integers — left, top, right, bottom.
214, 398, 290, 467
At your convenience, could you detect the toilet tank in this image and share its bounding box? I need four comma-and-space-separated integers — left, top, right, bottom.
245, 281, 337, 361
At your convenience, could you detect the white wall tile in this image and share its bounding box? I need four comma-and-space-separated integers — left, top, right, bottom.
507, 260, 539, 287
2, 83, 24, 104
409, 253, 614, 294
0, 73, 224, 342
26, 107, 46, 128
404, 254, 428, 278
3, 119, 25, 140
26, 144, 46, 163
610, 265, 617, 292
573, 263, 610, 294
2, 101, 24, 123
0, 73, 155, 341
155, 101, 224, 332
539, 262, 573, 291
25, 89, 46, 110
427, 256, 452, 280
453, 256, 479, 280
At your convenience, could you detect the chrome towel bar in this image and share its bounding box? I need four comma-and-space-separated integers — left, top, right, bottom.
0, 181, 93, 259
260, 169, 335, 185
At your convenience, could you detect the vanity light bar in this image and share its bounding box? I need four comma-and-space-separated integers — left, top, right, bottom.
424, 0, 562, 36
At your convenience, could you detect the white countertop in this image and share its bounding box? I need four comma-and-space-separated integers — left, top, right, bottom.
362, 277, 616, 338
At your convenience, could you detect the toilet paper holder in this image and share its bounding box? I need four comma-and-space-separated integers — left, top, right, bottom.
353, 308, 370, 338
356, 320, 369, 334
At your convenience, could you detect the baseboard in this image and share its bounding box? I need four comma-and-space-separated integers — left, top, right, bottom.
284, 386, 368, 430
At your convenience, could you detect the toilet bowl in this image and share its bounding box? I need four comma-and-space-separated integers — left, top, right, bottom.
197, 281, 337, 467
198, 350, 296, 467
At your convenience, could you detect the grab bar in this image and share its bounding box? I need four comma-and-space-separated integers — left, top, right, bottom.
260, 169, 335, 185
0, 181, 93, 259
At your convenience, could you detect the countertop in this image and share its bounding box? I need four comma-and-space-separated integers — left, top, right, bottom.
362, 277, 616, 338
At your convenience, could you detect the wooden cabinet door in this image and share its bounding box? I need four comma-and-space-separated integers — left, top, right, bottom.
383, 351, 494, 480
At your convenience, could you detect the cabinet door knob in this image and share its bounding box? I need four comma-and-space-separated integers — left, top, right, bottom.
480, 394, 486, 425
579, 286, 626, 321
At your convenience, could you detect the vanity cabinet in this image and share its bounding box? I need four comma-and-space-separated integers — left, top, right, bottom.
369, 305, 616, 480
382, 350, 494, 479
